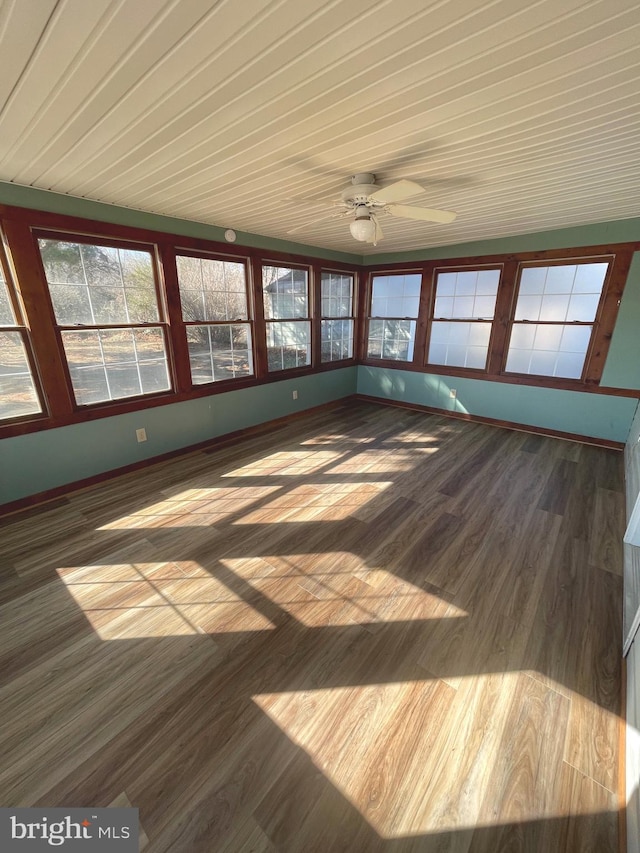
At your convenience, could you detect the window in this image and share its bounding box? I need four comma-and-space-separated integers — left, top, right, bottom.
428, 268, 500, 369
321, 271, 354, 362
505, 261, 609, 379
262, 265, 311, 371
367, 272, 421, 361
0, 244, 43, 421
176, 254, 253, 384
38, 237, 170, 405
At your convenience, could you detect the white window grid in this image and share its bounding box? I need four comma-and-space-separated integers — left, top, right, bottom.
41, 241, 159, 326
176, 255, 248, 322
321, 319, 354, 361
187, 324, 254, 384
433, 268, 500, 320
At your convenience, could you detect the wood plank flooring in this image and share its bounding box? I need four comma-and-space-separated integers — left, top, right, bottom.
0, 400, 625, 852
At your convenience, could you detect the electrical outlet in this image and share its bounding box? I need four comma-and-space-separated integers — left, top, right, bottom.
136, 428, 147, 442
449, 389, 457, 399
292, 390, 298, 400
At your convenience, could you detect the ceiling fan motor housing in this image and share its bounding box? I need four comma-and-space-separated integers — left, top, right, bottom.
341, 173, 379, 207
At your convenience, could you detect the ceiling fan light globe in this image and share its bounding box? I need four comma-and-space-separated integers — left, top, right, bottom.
350, 218, 376, 242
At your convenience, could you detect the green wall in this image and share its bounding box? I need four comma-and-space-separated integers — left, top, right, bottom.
0, 368, 357, 506
357, 366, 637, 444
602, 252, 640, 390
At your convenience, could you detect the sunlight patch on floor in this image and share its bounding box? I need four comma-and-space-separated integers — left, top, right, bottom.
327, 450, 416, 474
233, 481, 395, 523
221, 556, 467, 627
254, 672, 618, 839
96, 485, 281, 529
57, 559, 275, 640
223, 450, 343, 477
301, 433, 376, 447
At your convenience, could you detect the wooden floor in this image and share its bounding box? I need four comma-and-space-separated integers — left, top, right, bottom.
0, 401, 625, 852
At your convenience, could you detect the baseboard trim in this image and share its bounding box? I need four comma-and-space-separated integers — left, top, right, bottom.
354, 393, 625, 450
0, 398, 350, 519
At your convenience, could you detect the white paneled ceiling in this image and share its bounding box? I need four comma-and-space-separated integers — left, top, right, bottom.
0, 0, 639, 254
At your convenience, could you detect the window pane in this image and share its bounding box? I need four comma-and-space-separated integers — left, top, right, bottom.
436, 273, 456, 296
187, 324, 253, 384
453, 271, 478, 295
567, 293, 601, 322
519, 267, 547, 294
0, 332, 41, 419
539, 294, 569, 322
509, 324, 536, 349
476, 269, 500, 294
321, 319, 354, 362
101, 328, 136, 364
559, 325, 592, 352
321, 272, 353, 319
434, 296, 454, 318
67, 366, 109, 405
428, 322, 491, 369
107, 363, 143, 399
505, 322, 589, 378
127, 288, 159, 323
49, 284, 93, 325
545, 265, 576, 293
554, 352, 585, 379
263, 266, 308, 320
39, 240, 85, 284
433, 269, 499, 319
179, 289, 206, 322
61, 327, 170, 405
505, 348, 531, 374
90, 286, 127, 324
452, 296, 475, 318
367, 319, 415, 361
371, 274, 421, 318
177, 256, 248, 322
574, 263, 608, 293
371, 296, 387, 316
266, 320, 310, 371
514, 295, 542, 321
39, 239, 158, 323
531, 324, 563, 350
529, 350, 559, 375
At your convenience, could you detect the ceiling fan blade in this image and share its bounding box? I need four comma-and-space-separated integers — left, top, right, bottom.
368, 179, 424, 204
387, 204, 457, 224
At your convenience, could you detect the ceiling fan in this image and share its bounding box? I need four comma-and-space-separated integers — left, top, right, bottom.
287, 173, 457, 246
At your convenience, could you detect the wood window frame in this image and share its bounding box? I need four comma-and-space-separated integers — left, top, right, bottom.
173, 247, 255, 388
364, 269, 425, 363
502, 255, 622, 385
319, 267, 357, 364
0, 229, 47, 425
425, 263, 504, 374
34, 229, 174, 410
260, 261, 313, 375
360, 244, 637, 396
